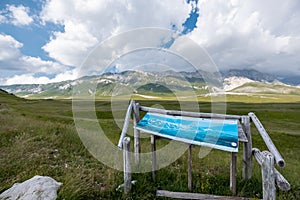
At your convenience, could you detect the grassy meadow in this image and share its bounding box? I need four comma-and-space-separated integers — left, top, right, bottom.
0, 89, 300, 199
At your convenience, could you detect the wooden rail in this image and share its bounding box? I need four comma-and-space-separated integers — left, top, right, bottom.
249, 112, 285, 168
156, 190, 251, 199
139, 106, 242, 120
252, 148, 290, 192
118, 100, 134, 149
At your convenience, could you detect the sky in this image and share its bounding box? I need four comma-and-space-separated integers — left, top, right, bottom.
0, 0, 300, 85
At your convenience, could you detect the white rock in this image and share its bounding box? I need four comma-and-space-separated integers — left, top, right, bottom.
0, 175, 62, 200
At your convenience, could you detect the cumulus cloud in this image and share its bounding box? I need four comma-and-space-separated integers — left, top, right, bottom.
3, 74, 52, 85
20, 56, 65, 74
7, 5, 33, 26
0, 34, 22, 62
188, 0, 300, 75
40, 0, 192, 67
40, 0, 300, 76
0, 33, 71, 84
2, 69, 78, 85
42, 22, 98, 66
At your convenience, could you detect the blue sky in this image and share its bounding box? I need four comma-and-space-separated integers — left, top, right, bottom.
0, 0, 60, 59
0, 0, 300, 85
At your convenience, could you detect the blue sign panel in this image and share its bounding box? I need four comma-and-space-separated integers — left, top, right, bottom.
135, 113, 239, 152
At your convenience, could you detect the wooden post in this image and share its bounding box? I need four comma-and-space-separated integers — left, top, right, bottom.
123, 137, 131, 194
242, 116, 252, 179
151, 135, 156, 181
249, 112, 285, 168
261, 151, 276, 200
118, 100, 134, 149
133, 102, 141, 165
188, 145, 192, 191
261, 152, 290, 191
230, 152, 237, 195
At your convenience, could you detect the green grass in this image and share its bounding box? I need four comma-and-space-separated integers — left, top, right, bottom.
0, 90, 300, 199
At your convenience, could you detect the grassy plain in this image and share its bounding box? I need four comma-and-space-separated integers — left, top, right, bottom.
0, 90, 299, 199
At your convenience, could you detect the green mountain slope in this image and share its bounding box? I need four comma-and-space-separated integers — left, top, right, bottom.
0, 71, 210, 99
1, 70, 300, 100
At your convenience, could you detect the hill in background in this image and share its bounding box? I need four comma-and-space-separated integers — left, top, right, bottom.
0, 69, 299, 101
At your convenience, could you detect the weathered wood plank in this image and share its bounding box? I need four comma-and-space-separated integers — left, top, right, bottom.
252, 148, 290, 191
230, 152, 237, 195
123, 137, 131, 194
242, 116, 252, 179
118, 100, 134, 149
188, 145, 192, 191
151, 135, 156, 181
133, 102, 141, 165
139, 105, 241, 120
156, 190, 251, 199
249, 112, 285, 168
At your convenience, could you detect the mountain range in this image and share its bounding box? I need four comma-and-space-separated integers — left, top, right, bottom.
1, 69, 299, 99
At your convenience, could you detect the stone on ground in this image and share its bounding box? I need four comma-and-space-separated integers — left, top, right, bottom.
0, 175, 62, 200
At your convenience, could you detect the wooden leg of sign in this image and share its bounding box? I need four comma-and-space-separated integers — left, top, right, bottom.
230, 152, 237, 195
151, 135, 156, 181
188, 145, 192, 191
123, 137, 131, 195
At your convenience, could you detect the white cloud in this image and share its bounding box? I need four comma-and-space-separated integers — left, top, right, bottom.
0, 33, 69, 79
1, 69, 79, 86
40, 0, 192, 67
4, 74, 51, 85
0, 33, 79, 85
41, 0, 300, 76
0, 34, 22, 61
50, 69, 79, 83
188, 0, 300, 75
7, 5, 33, 26
42, 21, 98, 66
